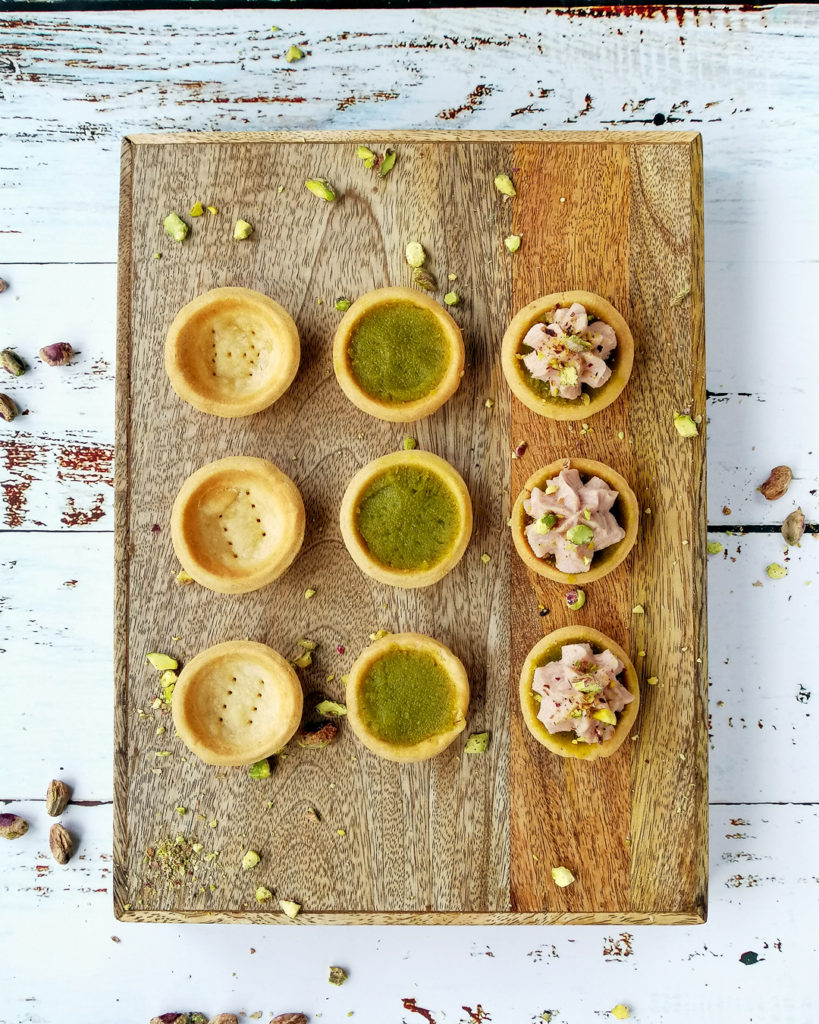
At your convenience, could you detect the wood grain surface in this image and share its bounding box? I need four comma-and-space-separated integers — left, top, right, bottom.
114, 130, 705, 924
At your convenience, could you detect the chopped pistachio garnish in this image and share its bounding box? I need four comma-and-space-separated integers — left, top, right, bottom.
368, 629, 390, 643
378, 149, 396, 177
249, 758, 272, 779
448, 273, 457, 281
329, 965, 348, 986
233, 219, 253, 240
304, 588, 316, 600
152, 252, 161, 259
285, 44, 305, 62
674, 413, 698, 437
551, 866, 575, 887
444, 291, 460, 306
335, 297, 352, 311
316, 699, 347, 717
255, 886, 273, 903
175, 569, 194, 586
189, 201, 204, 217
146, 652, 178, 671
291, 651, 313, 669
405, 241, 426, 268
535, 512, 557, 534
647, 676, 659, 686
583, 508, 591, 521
402, 436, 417, 450
566, 588, 586, 611
617, 430, 625, 440
175, 806, 186, 814
336, 828, 346, 837
464, 731, 490, 753
163, 213, 189, 242
707, 541, 723, 555
494, 173, 516, 197
766, 562, 787, 579
242, 850, 260, 871
206, 205, 218, 215
280, 899, 302, 918
592, 708, 617, 725
481, 552, 491, 564
305, 178, 336, 201
485, 398, 494, 408
566, 523, 594, 546
356, 144, 377, 169
558, 365, 579, 387
504, 234, 522, 252
631, 604, 645, 615
298, 637, 318, 651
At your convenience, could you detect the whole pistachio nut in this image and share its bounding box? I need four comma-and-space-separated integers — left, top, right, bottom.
759, 465, 792, 501
0, 277, 8, 293
271, 1016, 308, 1024
208, 1016, 239, 1024
49, 822, 74, 864
781, 507, 805, 546
0, 812, 29, 839
0, 393, 19, 422
413, 268, 436, 292
39, 342, 74, 367
188, 1014, 208, 1024
150, 1016, 188, 1024
46, 778, 71, 817
304, 178, 336, 202
1, 349, 27, 377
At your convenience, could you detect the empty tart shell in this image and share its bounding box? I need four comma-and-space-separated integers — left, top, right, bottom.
172, 640, 303, 765
511, 457, 639, 585
165, 286, 300, 417
501, 289, 634, 421
519, 626, 640, 761
333, 286, 465, 422
339, 449, 473, 589
345, 632, 470, 763
171, 456, 305, 594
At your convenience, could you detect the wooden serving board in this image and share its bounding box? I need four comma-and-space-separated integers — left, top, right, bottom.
114, 130, 706, 924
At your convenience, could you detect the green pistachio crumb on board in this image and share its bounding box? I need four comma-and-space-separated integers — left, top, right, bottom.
242, 850, 260, 871
305, 178, 336, 201
464, 732, 489, 753
402, 436, 417, 450
315, 699, 347, 717
280, 899, 301, 918
304, 588, 316, 600
766, 562, 787, 579
611, 1006, 631, 1021
163, 213, 189, 242
233, 219, 253, 240
444, 291, 460, 306
674, 413, 698, 437
504, 234, 522, 252
285, 44, 305, 62
481, 552, 491, 564
707, 541, 723, 555
378, 148, 397, 177
255, 886, 273, 903
551, 865, 575, 887
335, 297, 352, 311
189, 201, 204, 217
329, 966, 348, 986
146, 652, 178, 671
248, 758, 272, 779
405, 241, 426, 268
356, 144, 377, 169
494, 173, 516, 197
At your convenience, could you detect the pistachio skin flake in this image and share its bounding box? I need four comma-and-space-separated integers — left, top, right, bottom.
285, 44, 305, 63
504, 234, 522, 252
163, 213, 189, 242
0, 394, 19, 422
494, 173, 516, 197
1, 349, 27, 377
305, 178, 336, 202
233, 219, 254, 241
782, 508, 805, 546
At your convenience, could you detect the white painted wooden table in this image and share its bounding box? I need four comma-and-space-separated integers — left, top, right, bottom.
1, 6, 818, 1022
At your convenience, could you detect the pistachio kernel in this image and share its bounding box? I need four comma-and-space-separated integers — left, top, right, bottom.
405, 241, 426, 268
356, 144, 376, 169
189, 201, 204, 217
304, 178, 336, 202
402, 436, 417, 450
163, 213, 189, 242
565, 588, 586, 611
494, 173, 516, 197
279, 899, 302, 919
673, 413, 698, 437
285, 44, 304, 62
248, 758, 272, 779
504, 234, 522, 252
464, 731, 490, 753
255, 886, 273, 903
146, 652, 178, 671
378, 148, 397, 177
706, 541, 723, 555
242, 849, 260, 871
766, 562, 787, 579
413, 268, 436, 291
444, 291, 460, 306
315, 699, 347, 717
334, 297, 352, 312
233, 219, 253, 240
551, 865, 575, 887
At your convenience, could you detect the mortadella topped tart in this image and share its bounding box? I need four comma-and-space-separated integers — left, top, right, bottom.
519, 626, 639, 760
511, 458, 639, 584
333, 287, 465, 422
501, 290, 633, 420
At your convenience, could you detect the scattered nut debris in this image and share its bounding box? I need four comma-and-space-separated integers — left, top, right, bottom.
147, 652, 178, 671
566, 588, 586, 611
329, 965, 348, 986
465, 731, 490, 753
0, 393, 19, 422
297, 721, 338, 748
255, 886, 273, 903
206, 205, 218, 215
413, 268, 436, 291
189, 201, 204, 217
49, 822, 75, 864
670, 285, 691, 307
611, 1006, 631, 1021
0, 277, 7, 293
403, 436, 417, 450
631, 604, 645, 615
40, 342, 74, 367
759, 465, 792, 501
480, 552, 491, 564
335, 297, 352, 311
0, 812, 29, 839
46, 778, 71, 817
150, 1014, 188, 1024
356, 144, 377, 169
405, 241, 426, 268
504, 234, 521, 252
271, 1016, 308, 1024
163, 213, 189, 242
304, 588, 317, 600
647, 676, 659, 686
1, 349, 27, 377
279, 899, 302, 919
494, 173, 516, 197
707, 541, 723, 555
248, 758, 271, 779
551, 865, 575, 887
378, 149, 397, 177
782, 508, 805, 546
673, 412, 698, 437
305, 178, 336, 201
512, 441, 528, 459
233, 219, 253, 241
209, 1016, 239, 1024
444, 291, 460, 306
766, 562, 787, 579
285, 44, 304, 63
176, 569, 194, 586
242, 850, 260, 871
315, 699, 347, 717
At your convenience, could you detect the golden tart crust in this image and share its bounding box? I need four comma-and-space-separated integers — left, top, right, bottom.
171, 456, 305, 594
165, 286, 300, 417
501, 289, 634, 421
345, 632, 470, 763
172, 640, 303, 766
339, 449, 473, 589
332, 286, 465, 423
519, 626, 639, 761
511, 457, 639, 585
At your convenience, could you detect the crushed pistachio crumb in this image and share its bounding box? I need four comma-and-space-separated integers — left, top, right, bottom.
249, 758, 272, 779
255, 886, 273, 903
356, 144, 377, 169
464, 731, 490, 753
368, 629, 390, 644
206, 205, 217, 215
485, 398, 494, 408
504, 234, 522, 252
444, 291, 460, 306
402, 436, 417, 450
481, 553, 491, 564
304, 588, 317, 600
175, 569, 194, 586
674, 413, 698, 437
299, 637, 318, 651
617, 430, 625, 440
285, 44, 305, 62
337, 828, 346, 837
378, 149, 397, 177
647, 676, 659, 686
611, 1006, 631, 1021
189, 201, 204, 217
163, 213, 188, 242
280, 899, 302, 919
233, 219, 253, 240
551, 866, 575, 887
147, 652, 178, 671
405, 241, 426, 268
305, 178, 336, 201
494, 173, 516, 197
707, 541, 723, 555
631, 605, 645, 615
329, 966, 348, 986
242, 850, 260, 871
316, 699, 347, 717
175, 806, 186, 815
291, 651, 313, 669
335, 297, 352, 311
671, 284, 691, 307
766, 562, 787, 579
